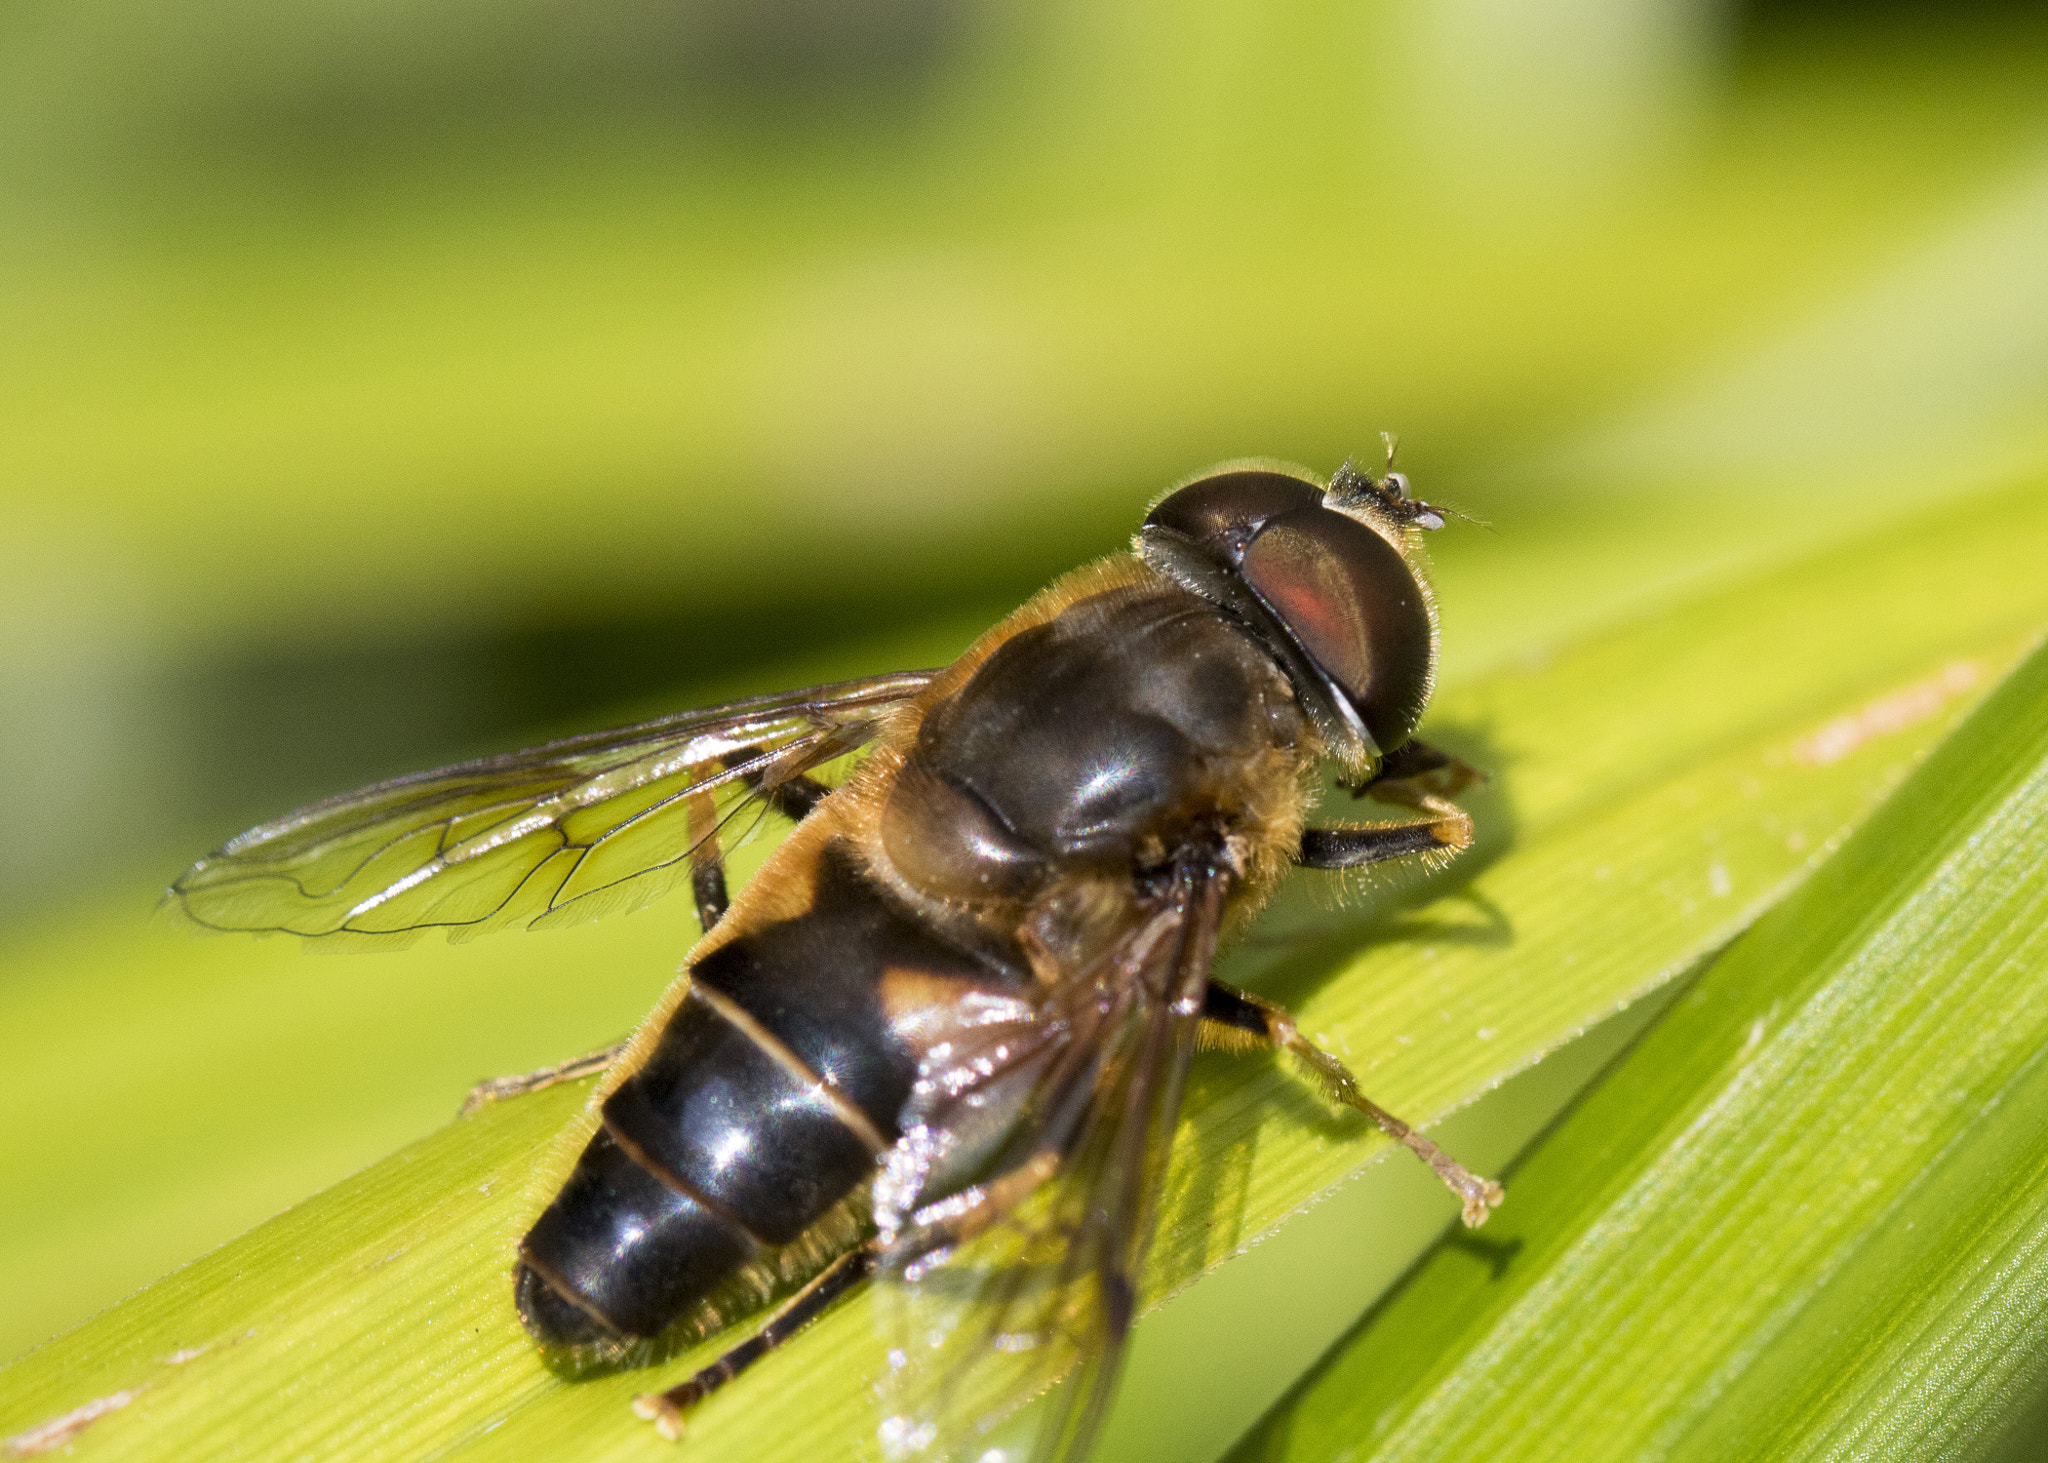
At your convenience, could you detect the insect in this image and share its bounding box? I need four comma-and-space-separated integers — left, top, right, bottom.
169, 454, 1501, 1462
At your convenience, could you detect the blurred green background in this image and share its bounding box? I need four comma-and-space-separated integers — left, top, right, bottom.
4, 0, 2047, 1421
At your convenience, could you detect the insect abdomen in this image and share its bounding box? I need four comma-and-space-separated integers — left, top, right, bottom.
516, 842, 1013, 1355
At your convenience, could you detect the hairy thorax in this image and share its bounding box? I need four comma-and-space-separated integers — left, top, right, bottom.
858, 559, 1318, 982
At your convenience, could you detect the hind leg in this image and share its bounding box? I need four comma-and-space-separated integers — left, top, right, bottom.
632, 1247, 875, 1439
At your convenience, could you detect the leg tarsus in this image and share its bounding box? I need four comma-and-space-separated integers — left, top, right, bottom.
1295, 1042, 1504, 1227
458, 1043, 625, 1117
1201, 980, 1503, 1226
633, 1247, 875, 1438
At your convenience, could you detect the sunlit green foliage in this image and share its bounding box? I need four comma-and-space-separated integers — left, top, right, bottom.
6, 474, 2048, 1458
4, 1, 2048, 1460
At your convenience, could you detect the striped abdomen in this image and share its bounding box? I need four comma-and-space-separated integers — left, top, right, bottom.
514, 842, 1018, 1356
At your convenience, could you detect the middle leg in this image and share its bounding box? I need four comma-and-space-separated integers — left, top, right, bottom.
687, 751, 840, 931
1201, 980, 1503, 1226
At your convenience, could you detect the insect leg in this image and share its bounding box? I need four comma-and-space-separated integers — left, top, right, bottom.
1200, 981, 1503, 1227
1363, 738, 1484, 800
457, 1043, 625, 1117
1296, 816, 1467, 868
459, 773, 764, 1115
464, 755, 840, 1121
1300, 741, 1479, 869
632, 1246, 875, 1439
687, 787, 731, 931
685, 750, 838, 932
739, 765, 835, 822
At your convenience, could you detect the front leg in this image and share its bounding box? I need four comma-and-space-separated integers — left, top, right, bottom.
1362, 738, 1484, 802
1299, 739, 1480, 870
1200, 980, 1503, 1226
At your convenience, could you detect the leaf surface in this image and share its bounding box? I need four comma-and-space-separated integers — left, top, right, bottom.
6, 478, 2048, 1462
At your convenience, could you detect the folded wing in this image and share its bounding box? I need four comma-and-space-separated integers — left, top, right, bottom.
874, 856, 1227, 1463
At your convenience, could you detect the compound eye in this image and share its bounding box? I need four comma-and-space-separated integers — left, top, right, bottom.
1145, 470, 1325, 560
1239, 508, 1435, 753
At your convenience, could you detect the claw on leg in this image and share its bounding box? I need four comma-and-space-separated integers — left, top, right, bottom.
632, 1392, 688, 1441
1284, 1029, 1503, 1226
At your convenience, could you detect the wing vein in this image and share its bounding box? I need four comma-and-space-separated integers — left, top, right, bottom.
165, 671, 937, 941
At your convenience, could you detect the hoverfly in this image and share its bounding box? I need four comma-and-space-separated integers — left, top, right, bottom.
169, 456, 1501, 1462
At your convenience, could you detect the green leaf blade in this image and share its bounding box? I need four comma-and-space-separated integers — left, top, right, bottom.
1681, 1036, 2048, 1463
7, 478, 2048, 1462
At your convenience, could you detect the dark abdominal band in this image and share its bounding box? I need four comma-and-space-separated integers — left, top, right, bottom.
515, 845, 997, 1350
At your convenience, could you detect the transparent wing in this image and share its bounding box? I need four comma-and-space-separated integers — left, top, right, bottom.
873, 859, 1226, 1463
166, 671, 937, 945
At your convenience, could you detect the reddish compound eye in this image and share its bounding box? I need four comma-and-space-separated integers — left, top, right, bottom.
1144, 468, 1438, 759
1238, 509, 1434, 754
